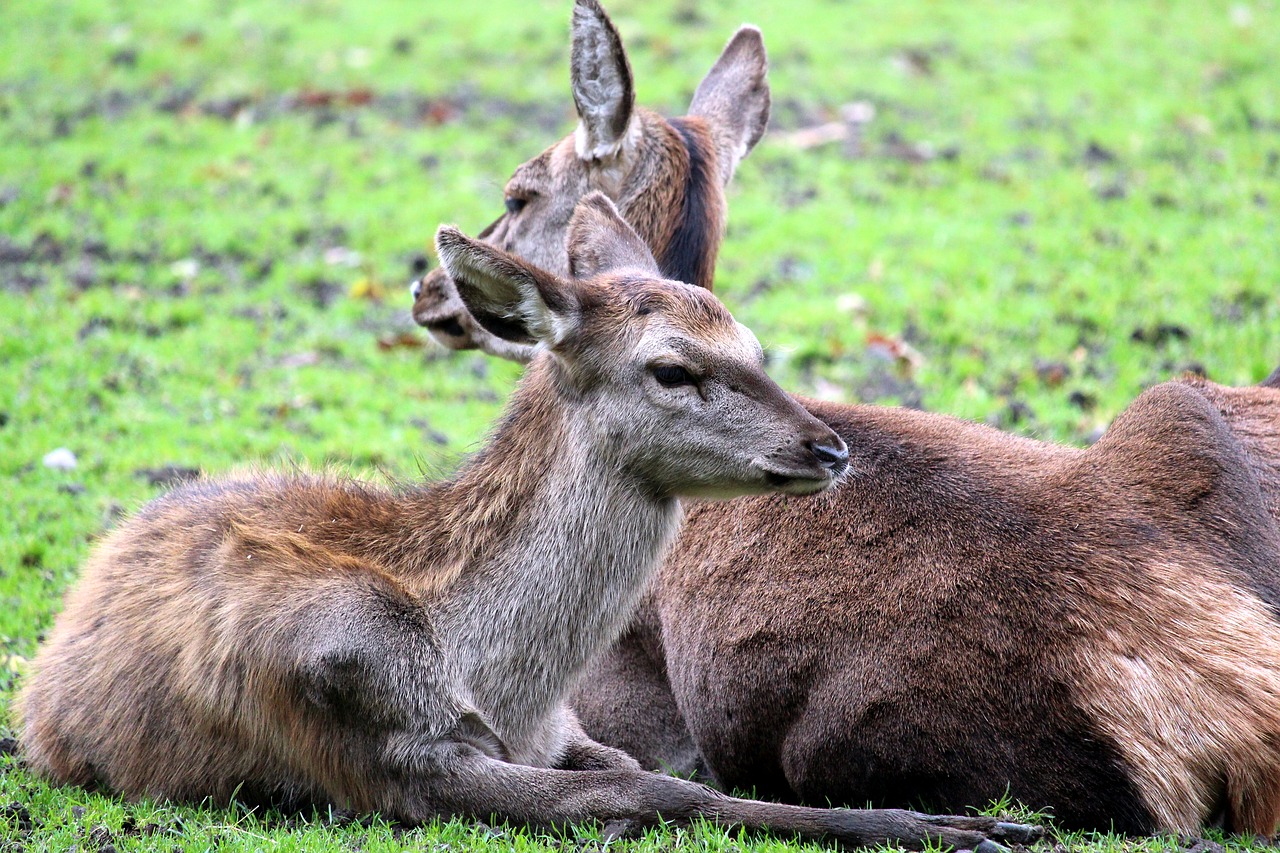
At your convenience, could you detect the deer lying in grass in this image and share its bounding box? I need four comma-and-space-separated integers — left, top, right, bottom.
411, 0, 765, 362
16, 194, 1040, 852
409, 0, 1280, 838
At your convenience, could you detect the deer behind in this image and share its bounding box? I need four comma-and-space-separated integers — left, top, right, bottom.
410, 0, 1280, 837
411, 0, 766, 364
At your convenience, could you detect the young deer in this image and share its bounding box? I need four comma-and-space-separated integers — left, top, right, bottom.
410, 1, 1280, 838
410, 0, 766, 362
17, 195, 1039, 852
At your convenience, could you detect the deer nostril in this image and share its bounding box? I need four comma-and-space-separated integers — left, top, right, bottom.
807, 438, 849, 471
409, 279, 423, 301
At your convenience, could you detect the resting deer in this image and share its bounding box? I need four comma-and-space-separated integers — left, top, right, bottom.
410, 0, 1280, 838
411, 0, 764, 362
16, 195, 1040, 852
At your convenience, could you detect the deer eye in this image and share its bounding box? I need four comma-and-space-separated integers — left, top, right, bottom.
652, 364, 697, 388
504, 196, 527, 215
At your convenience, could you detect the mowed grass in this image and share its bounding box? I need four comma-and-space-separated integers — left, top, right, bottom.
1, 0, 1278, 849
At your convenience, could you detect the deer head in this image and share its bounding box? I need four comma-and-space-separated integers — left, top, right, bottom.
435, 193, 847, 497
413, 0, 770, 364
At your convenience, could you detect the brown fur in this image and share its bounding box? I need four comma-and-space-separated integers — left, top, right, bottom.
16, 197, 1042, 852
411, 0, 755, 360
409, 0, 1280, 837
582, 375, 1280, 836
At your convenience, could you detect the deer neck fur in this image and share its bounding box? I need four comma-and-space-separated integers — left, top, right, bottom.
398, 358, 682, 756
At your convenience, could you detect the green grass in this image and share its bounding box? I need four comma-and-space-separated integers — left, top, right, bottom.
2, 0, 1278, 849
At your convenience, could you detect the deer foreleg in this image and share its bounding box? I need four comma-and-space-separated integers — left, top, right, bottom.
390, 742, 1040, 851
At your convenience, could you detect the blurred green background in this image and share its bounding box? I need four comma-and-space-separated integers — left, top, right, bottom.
1, 0, 1277, 848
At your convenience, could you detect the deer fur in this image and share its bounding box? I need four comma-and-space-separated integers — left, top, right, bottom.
638, 377, 1280, 836
411, 0, 766, 362
409, 0, 1280, 837
15, 195, 1043, 852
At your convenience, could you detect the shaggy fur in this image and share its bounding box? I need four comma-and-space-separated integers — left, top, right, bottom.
17, 196, 1040, 851
412, 0, 1280, 838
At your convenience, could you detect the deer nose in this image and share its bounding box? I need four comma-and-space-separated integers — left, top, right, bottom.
409, 278, 423, 301
807, 437, 849, 472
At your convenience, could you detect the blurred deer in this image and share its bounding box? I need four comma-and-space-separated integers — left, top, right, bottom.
411, 0, 1280, 838
18, 195, 1042, 852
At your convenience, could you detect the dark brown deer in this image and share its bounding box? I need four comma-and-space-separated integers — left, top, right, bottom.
410, 0, 1280, 838
410, 0, 766, 362
16, 195, 1040, 853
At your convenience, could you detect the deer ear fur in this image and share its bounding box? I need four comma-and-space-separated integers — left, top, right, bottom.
435, 227, 579, 347
688, 25, 771, 184
567, 193, 662, 280
570, 0, 636, 161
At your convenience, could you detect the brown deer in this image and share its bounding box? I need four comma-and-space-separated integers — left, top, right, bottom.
409, 0, 1280, 838
16, 194, 1040, 853
411, 0, 766, 362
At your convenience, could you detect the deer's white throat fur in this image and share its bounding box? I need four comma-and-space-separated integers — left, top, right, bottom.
430, 358, 681, 765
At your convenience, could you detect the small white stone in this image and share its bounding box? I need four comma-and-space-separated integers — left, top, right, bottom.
170, 258, 200, 279
43, 448, 77, 471
324, 247, 361, 267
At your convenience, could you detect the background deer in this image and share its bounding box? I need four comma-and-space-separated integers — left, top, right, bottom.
411, 0, 1280, 837
410, 0, 766, 363
16, 194, 1041, 853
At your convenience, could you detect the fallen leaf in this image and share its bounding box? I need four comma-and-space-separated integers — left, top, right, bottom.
866, 332, 924, 373
377, 332, 425, 351
349, 277, 385, 300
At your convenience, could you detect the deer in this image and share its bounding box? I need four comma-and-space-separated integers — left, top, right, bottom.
15, 194, 1042, 853
411, 0, 764, 362
408, 0, 1280, 838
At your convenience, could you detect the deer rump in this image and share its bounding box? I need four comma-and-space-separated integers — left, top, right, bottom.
575, 373, 1280, 836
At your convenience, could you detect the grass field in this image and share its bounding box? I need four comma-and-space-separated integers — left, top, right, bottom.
2, 0, 1278, 849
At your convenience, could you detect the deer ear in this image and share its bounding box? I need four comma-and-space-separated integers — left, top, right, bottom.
567, 192, 662, 280
570, 0, 635, 161
688, 26, 771, 184
435, 227, 579, 347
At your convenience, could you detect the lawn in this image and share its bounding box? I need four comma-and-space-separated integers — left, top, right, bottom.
1, 0, 1277, 849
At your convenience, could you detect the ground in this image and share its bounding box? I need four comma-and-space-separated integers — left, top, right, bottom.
1, 0, 1277, 850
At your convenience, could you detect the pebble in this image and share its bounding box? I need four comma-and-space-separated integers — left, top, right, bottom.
42, 448, 77, 470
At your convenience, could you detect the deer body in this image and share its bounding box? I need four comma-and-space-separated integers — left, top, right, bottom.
20, 365, 681, 799
645, 379, 1280, 834
409, 0, 1280, 836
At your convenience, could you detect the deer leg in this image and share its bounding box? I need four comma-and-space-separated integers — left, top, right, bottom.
387, 742, 1040, 851
572, 603, 705, 778
554, 709, 642, 773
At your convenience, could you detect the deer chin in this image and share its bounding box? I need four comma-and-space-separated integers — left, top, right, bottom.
759, 466, 839, 496
414, 307, 478, 350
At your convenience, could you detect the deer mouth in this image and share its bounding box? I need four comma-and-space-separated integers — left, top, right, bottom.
761, 466, 838, 495
426, 317, 468, 340
413, 306, 476, 349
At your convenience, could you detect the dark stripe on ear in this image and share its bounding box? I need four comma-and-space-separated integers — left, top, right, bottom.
663, 118, 722, 290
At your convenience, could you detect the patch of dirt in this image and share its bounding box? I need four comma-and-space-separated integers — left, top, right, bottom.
134, 465, 201, 488
29, 82, 569, 140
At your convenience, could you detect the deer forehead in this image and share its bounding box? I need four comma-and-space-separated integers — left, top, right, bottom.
598, 278, 760, 367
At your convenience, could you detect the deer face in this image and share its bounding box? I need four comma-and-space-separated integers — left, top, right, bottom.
435, 194, 847, 499
411, 138, 594, 362
412, 0, 770, 364
585, 278, 848, 497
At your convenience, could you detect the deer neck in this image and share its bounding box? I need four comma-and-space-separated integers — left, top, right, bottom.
413, 358, 682, 753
